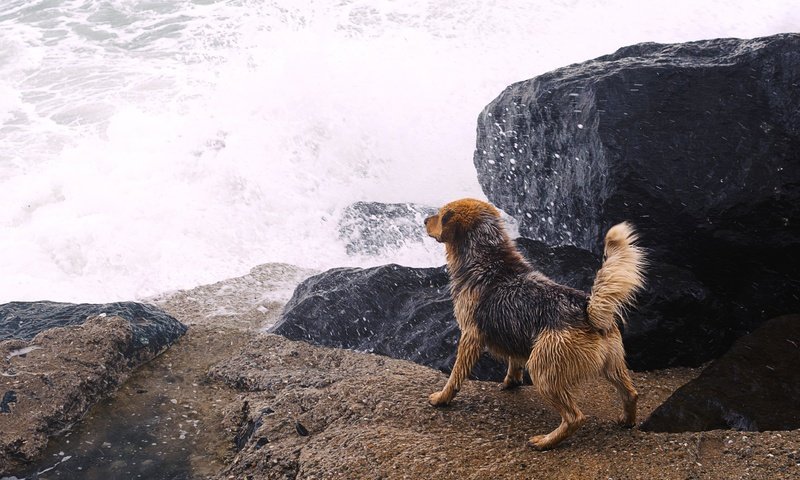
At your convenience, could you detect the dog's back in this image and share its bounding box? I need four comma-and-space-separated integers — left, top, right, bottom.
475, 269, 591, 359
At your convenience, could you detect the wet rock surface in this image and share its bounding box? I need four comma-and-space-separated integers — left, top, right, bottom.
0, 306, 187, 474
272, 263, 481, 376
4, 265, 799, 479
7, 326, 239, 480
272, 239, 605, 380
209, 334, 800, 480
0, 263, 313, 478
514, 238, 599, 292
642, 314, 800, 433
621, 261, 724, 370
473, 34, 800, 367
151, 263, 317, 331
0, 301, 186, 351
337, 201, 520, 259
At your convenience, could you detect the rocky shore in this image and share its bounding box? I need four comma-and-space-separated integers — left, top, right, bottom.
3, 33, 799, 479
2, 265, 799, 479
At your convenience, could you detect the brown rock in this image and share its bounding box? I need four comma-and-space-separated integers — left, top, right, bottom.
0, 316, 179, 473
8, 266, 800, 479
207, 334, 800, 480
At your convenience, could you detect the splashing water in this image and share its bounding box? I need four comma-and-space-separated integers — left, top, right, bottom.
0, 0, 796, 302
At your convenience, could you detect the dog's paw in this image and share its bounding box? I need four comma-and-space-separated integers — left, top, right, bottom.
616, 415, 636, 428
527, 435, 554, 451
428, 391, 451, 407
500, 379, 523, 391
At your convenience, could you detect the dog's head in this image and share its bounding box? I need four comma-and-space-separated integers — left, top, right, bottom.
424, 198, 502, 244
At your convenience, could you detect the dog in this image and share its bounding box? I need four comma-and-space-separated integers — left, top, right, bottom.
424, 198, 645, 450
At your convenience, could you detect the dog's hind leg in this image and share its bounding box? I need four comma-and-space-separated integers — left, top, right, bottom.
527, 329, 602, 450
429, 328, 483, 406
602, 333, 638, 427
528, 383, 585, 450
501, 357, 525, 390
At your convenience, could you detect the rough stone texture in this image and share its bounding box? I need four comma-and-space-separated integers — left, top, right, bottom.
338, 201, 437, 256
208, 333, 800, 480
5, 268, 798, 479
7, 326, 240, 480
151, 263, 317, 331
0, 303, 187, 473
0, 301, 187, 357
514, 238, 599, 292
621, 261, 726, 370
473, 34, 800, 367
641, 314, 800, 433
271, 263, 486, 377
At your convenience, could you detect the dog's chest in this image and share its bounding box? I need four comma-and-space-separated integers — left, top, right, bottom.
452, 289, 478, 330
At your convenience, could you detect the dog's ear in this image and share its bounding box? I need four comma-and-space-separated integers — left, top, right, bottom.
441, 210, 455, 226
439, 209, 460, 242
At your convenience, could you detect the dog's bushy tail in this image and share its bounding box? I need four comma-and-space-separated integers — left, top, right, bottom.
587, 222, 645, 331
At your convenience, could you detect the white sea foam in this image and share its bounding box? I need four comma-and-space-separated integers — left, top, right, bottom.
0, 0, 797, 303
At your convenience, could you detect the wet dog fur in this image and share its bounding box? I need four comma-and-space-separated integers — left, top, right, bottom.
424, 198, 645, 450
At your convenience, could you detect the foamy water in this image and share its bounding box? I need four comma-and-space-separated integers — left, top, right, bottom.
1, 0, 797, 303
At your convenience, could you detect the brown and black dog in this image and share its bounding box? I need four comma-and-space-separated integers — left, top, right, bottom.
424, 198, 645, 450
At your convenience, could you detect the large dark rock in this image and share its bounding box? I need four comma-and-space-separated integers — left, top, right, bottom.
271, 264, 482, 376
272, 237, 718, 371
514, 238, 598, 292
622, 262, 725, 369
273, 239, 612, 380
474, 34, 800, 367
641, 314, 800, 432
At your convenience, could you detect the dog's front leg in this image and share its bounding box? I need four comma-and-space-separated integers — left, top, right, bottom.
429, 329, 482, 407
501, 358, 525, 390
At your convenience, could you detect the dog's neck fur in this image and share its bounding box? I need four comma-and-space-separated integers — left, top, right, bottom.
445, 215, 532, 296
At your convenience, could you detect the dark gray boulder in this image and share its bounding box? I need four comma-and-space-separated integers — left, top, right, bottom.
0, 301, 187, 361
473, 34, 800, 367
272, 237, 717, 371
641, 314, 800, 432
514, 238, 598, 292
271, 264, 483, 376
622, 262, 725, 369
273, 239, 610, 380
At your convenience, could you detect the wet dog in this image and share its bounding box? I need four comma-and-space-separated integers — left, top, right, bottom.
424, 198, 645, 450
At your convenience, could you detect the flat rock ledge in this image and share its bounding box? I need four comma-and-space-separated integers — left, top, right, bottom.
208, 334, 800, 480
0, 303, 186, 473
